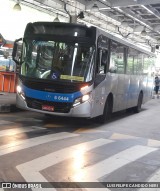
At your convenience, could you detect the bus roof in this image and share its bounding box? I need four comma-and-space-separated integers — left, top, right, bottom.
24, 22, 96, 42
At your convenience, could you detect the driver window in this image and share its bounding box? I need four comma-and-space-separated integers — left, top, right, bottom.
98, 48, 108, 74
38, 45, 53, 69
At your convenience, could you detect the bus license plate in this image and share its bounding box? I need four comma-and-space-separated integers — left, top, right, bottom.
42, 105, 54, 111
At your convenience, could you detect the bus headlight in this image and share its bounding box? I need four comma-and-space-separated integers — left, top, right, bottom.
73, 93, 90, 107
82, 94, 90, 102
17, 85, 25, 100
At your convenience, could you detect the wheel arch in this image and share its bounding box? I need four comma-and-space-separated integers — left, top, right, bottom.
104, 92, 113, 113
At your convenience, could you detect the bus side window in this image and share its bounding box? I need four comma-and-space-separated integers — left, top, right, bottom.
109, 41, 125, 74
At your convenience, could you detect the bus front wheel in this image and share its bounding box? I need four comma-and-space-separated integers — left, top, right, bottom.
133, 92, 143, 113
97, 96, 113, 124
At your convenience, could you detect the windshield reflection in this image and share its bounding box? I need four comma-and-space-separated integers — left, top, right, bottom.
21, 40, 95, 82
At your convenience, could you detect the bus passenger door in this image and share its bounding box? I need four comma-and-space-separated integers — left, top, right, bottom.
91, 47, 108, 118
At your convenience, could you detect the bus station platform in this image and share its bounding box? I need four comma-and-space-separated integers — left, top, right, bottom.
0, 92, 16, 112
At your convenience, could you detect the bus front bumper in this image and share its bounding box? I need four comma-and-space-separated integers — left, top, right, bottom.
16, 94, 92, 118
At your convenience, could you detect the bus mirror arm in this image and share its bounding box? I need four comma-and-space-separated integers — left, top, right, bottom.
12, 38, 22, 66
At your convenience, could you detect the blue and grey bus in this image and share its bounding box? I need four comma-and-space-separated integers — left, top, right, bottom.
12, 22, 155, 123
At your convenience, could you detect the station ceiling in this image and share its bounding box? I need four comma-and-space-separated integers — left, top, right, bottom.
12, 0, 160, 50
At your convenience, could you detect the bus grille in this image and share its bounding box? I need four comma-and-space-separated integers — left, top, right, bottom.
25, 97, 72, 113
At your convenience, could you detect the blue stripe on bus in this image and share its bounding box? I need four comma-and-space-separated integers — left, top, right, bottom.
23, 86, 82, 103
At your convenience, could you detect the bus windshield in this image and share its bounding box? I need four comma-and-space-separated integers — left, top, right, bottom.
21, 40, 95, 82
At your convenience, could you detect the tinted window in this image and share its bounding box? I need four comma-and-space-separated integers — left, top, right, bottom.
109, 41, 125, 74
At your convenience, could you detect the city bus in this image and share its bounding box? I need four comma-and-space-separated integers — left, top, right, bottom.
12, 22, 155, 123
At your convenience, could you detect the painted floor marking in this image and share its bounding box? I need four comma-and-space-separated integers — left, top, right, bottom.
72, 145, 157, 180
0, 120, 13, 125
16, 139, 113, 191
110, 133, 138, 140
139, 168, 160, 191
110, 133, 160, 148
71, 145, 157, 191
0, 132, 78, 156
0, 126, 45, 137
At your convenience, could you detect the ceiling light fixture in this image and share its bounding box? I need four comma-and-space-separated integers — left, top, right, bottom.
53, 13, 60, 22
157, 38, 160, 44
91, 3, 99, 12
121, 20, 129, 27
117, 26, 131, 38
141, 27, 147, 36
13, 0, 21, 11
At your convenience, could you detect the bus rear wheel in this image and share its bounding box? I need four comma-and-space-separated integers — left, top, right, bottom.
133, 92, 143, 113
97, 96, 113, 124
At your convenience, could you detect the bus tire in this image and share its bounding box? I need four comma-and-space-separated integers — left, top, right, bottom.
133, 92, 143, 113
97, 95, 113, 124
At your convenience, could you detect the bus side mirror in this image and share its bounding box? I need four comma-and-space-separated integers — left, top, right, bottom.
12, 38, 22, 67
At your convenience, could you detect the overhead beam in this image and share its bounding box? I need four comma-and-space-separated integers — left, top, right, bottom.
141, 5, 160, 20
116, 7, 160, 39
110, 0, 160, 7
119, 7, 155, 30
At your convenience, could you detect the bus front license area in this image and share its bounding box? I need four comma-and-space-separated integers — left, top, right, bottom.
42, 105, 54, 111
